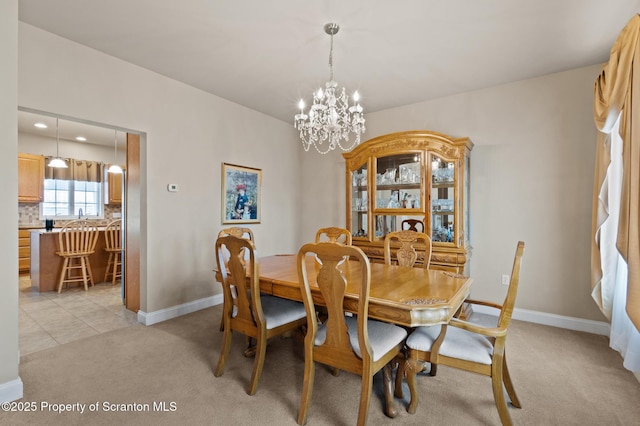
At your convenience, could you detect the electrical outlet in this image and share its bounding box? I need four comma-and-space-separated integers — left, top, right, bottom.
502, 274, 510, 286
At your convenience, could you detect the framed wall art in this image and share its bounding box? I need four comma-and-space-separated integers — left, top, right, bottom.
221, 163, 261, 224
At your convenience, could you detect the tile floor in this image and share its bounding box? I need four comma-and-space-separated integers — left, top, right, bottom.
18, 275, 139, 356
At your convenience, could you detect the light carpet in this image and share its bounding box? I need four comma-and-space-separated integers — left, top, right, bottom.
3, 306, 640, 425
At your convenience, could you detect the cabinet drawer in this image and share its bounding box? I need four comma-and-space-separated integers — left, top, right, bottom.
19, 246, 30, 258
19, 258, 30, 271
19, 237, 30, 247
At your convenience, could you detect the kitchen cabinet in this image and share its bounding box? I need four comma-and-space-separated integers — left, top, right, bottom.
106, 167, 123, 204
18, 153, 44, 203
19, 229, 31, 273
343, 130, 473, 274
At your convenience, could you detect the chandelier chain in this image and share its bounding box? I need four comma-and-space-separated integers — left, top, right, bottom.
329, 32, 334, 82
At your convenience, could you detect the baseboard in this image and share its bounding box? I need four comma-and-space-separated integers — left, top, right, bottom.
137, 294, 223, 326
0, 378, 23, 403
471, 305, 610, 336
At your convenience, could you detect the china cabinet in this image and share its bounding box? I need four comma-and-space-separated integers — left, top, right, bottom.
343, 130, 473, 274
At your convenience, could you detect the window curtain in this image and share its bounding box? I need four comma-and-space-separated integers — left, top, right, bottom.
44, 157, 104, 182
598, 117, 640, 371
592, 14, 640, 370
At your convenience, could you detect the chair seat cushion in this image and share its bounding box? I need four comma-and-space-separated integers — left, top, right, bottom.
315, 316, 407, 362
406, 325, 494, 365
261, 295, 306, 330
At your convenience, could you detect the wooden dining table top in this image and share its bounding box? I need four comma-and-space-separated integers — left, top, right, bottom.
257, 254, 473, 328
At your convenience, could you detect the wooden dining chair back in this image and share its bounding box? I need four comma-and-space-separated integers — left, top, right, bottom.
218, 226, 254, 241
214, 234, 306, 396
396, 241, 525, 425
383, 230, 432, 269
215, 227, 255, 331
296, 242, 407, 425
401, 219, 424, 233
103, 219, 123, 285
56, 219, 99, 292
314, 226, 352, 245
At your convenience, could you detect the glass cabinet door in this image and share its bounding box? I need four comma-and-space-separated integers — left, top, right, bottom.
350, 163, 368, 238
430, 155, 455, 243
372, 153, 422, 241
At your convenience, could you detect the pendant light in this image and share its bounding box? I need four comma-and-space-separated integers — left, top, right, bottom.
107, 129, 123, 174
47, 118, 68, 168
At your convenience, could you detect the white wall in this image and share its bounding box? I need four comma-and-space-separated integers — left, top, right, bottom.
18, 22, 301, 314
0, 0, 22, 402
301, 65, 606, 322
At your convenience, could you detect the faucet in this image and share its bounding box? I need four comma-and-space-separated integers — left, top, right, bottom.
78, 208, 83, 219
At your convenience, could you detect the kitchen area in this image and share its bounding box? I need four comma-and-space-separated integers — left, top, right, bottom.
17, 109, 137, 355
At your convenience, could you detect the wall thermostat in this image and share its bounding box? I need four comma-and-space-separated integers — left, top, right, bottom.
167, 183, 179, 192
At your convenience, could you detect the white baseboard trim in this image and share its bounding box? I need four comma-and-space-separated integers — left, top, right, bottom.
136, 294, 612, 337
471, 305, 611, 336
137, 294, 223, 326
0, 378, 23, 403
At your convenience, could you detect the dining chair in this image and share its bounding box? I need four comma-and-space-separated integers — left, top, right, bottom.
216, 227, 255, 332
315, 226, 352, 245
218, 226, 254, 243
56, 219, 99, 292
383, 230, 432, 269
401, 219, 424, 233
395, 241, 525, 426
314, 226, 353, 376
214, 234, 307, 395
103, 219, 123, 285
296, 242, 407, 425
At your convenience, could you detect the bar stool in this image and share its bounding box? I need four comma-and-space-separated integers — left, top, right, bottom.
104, 219, 123, 285
56, 219, 99, 292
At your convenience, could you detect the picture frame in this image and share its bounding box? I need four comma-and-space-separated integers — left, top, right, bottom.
221, 163, 261, 224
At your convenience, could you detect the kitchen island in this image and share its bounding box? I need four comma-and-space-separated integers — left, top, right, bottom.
30, 228, 111, 292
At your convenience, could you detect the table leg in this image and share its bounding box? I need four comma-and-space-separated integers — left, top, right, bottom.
382, 363, 398, 418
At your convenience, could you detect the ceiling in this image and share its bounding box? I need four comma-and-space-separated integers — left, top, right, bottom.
17, 1, 640, 129
18, 110, 126, 147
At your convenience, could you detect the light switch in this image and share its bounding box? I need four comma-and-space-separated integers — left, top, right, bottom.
167, 183, 179, 192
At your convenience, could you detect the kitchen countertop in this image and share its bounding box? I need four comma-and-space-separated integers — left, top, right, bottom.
30, 227, 108, 234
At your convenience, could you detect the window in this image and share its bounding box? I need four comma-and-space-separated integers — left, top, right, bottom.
41, 179, 103, 219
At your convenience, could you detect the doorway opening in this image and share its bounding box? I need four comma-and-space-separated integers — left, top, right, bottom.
17, 107, 143, 354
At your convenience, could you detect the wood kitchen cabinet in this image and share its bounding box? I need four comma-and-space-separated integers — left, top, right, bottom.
18, 153, 44, 203
343, 130, 473, 274
106, 166, 123, 204
19, 229, 31, 273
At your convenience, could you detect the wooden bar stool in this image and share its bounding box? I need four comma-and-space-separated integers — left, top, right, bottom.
104, 219, 123, 285
56, 220, 99, 292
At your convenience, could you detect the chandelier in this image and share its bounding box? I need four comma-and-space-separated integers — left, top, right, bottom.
294, 23, 365, 154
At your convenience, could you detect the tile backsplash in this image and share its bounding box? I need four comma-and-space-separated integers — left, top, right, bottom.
18, 203, 122, 228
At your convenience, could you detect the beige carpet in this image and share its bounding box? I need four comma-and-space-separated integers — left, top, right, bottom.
3, 306, 640, 425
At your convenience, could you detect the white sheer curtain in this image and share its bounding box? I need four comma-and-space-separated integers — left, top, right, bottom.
600, 116, 640, 372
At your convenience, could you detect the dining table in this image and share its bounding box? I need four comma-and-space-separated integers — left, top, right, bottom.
254, 253, 473, 418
